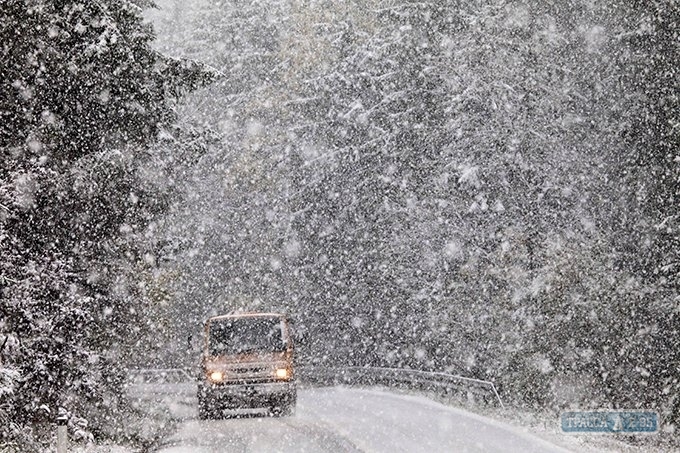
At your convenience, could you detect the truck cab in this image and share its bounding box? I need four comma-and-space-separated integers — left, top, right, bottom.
197, 312, 296, 419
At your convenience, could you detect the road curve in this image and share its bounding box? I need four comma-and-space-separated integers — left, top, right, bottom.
155, 387, 571, 453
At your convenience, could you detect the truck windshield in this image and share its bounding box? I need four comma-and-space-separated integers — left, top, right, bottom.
208, 317, 287, 356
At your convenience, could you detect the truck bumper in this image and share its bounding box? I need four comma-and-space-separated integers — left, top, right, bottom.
198, 380, 296, 409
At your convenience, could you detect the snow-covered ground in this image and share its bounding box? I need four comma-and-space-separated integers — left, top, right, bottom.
156, 387, 573, 452
72, 383, 672, 453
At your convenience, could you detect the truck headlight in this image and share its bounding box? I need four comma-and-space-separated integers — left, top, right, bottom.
208, 371, 224, 383
275, 368, 290, 380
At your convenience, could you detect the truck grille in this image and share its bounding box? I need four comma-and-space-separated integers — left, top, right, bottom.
223, 364, 276, 384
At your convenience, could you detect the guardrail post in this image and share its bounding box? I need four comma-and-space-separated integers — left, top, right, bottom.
490, 383, 505, 409
56, 412, 68, 453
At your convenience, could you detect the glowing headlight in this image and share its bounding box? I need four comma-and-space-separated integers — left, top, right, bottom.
275, 368, 290, 379
208, 371, 224, 383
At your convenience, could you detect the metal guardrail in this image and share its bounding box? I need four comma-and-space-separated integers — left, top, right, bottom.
124, 368, 197, 398
299, 366, 505, 409
124, 366, 504, 409
126, 368, 193, 385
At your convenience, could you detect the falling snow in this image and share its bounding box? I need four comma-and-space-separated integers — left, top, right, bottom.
1, 0, 679, 452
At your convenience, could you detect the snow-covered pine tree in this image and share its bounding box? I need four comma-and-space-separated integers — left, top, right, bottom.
0, 0, 213, 450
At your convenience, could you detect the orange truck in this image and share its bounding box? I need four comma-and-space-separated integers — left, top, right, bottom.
197, 312, 296, 419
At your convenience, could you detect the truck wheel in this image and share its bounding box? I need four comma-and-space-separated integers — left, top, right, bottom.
281, 402, 296, 417
271, 404, 293, 417
197, 395, 213, 420
272, 391, 297, 417
286, 389, 297, 416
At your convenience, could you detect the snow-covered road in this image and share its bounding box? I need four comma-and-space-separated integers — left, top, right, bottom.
155, 387, 572, 453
